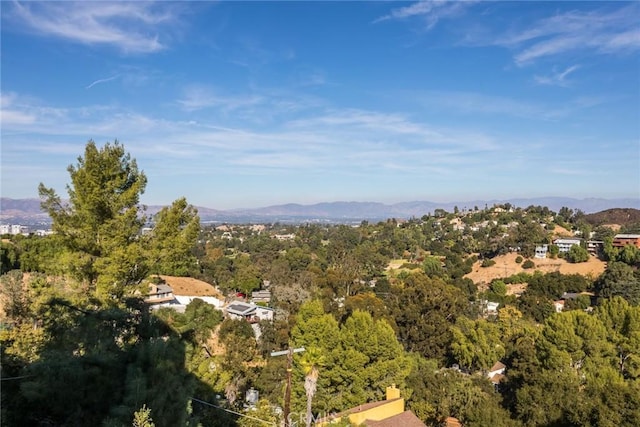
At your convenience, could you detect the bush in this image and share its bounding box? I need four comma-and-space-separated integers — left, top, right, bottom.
481, 258, 496, 268
515, 256, 523, 264
490, 280, 507, 296
566, 245, 589, 263
522, 259, 535, 269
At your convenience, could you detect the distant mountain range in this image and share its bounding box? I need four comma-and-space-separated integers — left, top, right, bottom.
2, 197, 639, 225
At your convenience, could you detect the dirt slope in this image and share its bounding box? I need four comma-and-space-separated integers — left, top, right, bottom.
159, 275, 223, 297
465, 253, 606, 286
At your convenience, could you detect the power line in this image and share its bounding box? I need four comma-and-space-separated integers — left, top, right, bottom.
0, 375, 33, 381
191, 397, 277, 426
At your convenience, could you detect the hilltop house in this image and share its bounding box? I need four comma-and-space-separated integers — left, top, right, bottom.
553, 238, 582, 253
535, 245, 548, 259
225, 301, 274, 322
613, 234, 640, 248
144, 283, 176, 305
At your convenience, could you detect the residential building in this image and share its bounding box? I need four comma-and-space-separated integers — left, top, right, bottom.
225, 301, 274, 322
250, 290, 271, 304
534, 245, 548, 259
144, 283, 176, 305
316, 385, 425, 426
0, 224, 30, 235
487, 361, 506, 379
586, 240, 603, 255
273, 233, 296, 241
487, 361, 506, 389
613, 234, 640, 248
481, 300, 499, 316
553, 238, 582, 253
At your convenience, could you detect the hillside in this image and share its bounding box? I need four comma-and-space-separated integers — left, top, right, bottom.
465, 252, 606, 286
584, 208, 640, 228
159, 275, 223, 298
3, 197, 639, 224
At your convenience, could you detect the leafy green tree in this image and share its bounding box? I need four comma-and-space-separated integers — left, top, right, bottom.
566, 244, 589, 263
149, 197, 200, 276
38, 140, 148, 300
3, 142, 203, 426
595, 262, 640, 305
406, 354, 517, 427
450, 316, 505, 372
619, 244, 640, 266
513, 221, 548, 258
595, 297, 640, 379
237, 399, 279, 427
0, 270, 30, 325
491, 280, 507, 297
387, 273, 466, 361
291, 302, 409, 414
0, 241, 20, 274
422, 256, 443, 277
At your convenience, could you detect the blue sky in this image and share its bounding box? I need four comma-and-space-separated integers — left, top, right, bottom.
1, 1, 639, 209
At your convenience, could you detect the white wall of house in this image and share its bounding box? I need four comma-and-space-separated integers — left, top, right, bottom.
174, 295, 224, 308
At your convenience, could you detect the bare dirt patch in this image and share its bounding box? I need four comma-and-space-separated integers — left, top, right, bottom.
159, 275, 223, 298
465, 252, 606, 286
551, 225, 573, 237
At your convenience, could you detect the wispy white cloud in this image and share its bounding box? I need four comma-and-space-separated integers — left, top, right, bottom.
1, 91, 502, 180
500, 5, 640, 65
415, 90, 603, 121
177, 86, 264, 112
85, 75, 121, 89
7, 1, 181, 53
374, 0, 477, 28
534, 65, 581, 87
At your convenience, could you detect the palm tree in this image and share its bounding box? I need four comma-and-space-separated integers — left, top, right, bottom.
300, 347, 325, 427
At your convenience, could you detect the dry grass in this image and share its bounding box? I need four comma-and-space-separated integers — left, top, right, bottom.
159, 275, 223, 298
465, 252, 606, 286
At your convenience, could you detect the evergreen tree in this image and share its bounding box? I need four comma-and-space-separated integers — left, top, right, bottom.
38, 140, 148, 300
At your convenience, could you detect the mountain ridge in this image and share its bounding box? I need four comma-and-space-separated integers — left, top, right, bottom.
2, 197, 639, 224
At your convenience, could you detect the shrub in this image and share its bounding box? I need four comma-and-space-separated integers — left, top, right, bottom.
481, 258, 496, 268
515, 256, 523, 264
566, 245, 589, 263
522, 259, 535, 269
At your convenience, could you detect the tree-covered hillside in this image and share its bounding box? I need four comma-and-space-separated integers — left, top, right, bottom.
2, 141, 639, 427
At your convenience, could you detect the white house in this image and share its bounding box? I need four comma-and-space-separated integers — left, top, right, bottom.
482, 300, 499, 316
145, 283, 176, 305
553, 238, 582, 253
487, 361, 506, 378
535, 245, 548, 259
225, 301, 274, 322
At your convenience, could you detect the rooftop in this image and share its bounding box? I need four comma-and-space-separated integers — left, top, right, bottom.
363, 410, 426, 427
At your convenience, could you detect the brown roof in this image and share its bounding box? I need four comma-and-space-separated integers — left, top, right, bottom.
489, 361, 506, 372
490, 373, 505, 384
363, 411, 426, 427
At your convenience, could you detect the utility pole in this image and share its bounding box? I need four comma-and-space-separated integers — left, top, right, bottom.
271, 346, 305, 427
